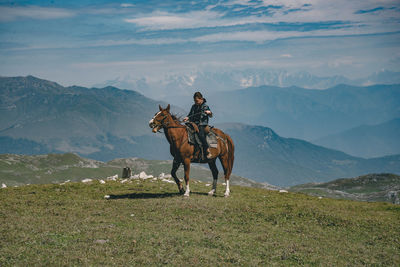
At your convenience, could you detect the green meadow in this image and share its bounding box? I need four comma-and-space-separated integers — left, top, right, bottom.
1, 179, 399, 266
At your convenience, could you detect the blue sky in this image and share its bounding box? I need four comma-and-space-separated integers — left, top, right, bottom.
0, 0, 399, 87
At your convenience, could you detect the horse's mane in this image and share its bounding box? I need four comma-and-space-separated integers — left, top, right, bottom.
170, 113, 183, 125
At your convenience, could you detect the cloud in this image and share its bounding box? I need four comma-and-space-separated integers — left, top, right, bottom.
124, 0, 400, 35
0, 6, 75, 21
121, 3, 135, 8
125, 10, 224, 30
191, 27, 397, 44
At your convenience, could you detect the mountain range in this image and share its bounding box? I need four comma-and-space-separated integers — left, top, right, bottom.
313, 118, 400, 158
1, 75, 399, 186
217, 123, 400, 186
94, 69, 400, 102
209, 84, 400, 141
0, 75, 183, 160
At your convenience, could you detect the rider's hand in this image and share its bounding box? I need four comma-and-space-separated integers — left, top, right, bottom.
205, 110, 212, 115
183, 117, 189, 122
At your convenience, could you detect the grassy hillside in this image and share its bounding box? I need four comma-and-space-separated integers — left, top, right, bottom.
0, 180, 399, 266
290, 173, 400, 204
0, 153, 274, 189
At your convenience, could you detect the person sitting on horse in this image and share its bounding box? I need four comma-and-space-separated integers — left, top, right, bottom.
183, 92, 213, 159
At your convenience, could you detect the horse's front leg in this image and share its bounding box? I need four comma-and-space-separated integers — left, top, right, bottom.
183, 158, 191, 197
171, 159, 184, 194
208, 159, 218, 196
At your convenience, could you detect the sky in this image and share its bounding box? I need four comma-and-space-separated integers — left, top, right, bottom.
0, 0, 400, 88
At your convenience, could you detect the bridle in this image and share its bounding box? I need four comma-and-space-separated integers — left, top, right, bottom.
150, 112, 186, 133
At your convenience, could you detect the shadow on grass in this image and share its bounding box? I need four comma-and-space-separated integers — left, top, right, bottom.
108, 191, 210, 199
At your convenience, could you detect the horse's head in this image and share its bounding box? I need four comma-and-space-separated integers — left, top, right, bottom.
149, 104, 171, 133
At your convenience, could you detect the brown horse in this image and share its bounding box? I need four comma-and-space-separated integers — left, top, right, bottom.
149, 104, 235, 197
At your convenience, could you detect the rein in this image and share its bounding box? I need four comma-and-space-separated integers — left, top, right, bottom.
187, 111, 203, 118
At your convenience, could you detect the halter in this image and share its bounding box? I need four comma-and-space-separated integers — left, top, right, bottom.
152, 113, 185, 133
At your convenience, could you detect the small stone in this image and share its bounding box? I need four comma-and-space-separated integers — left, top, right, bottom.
1, 183, 7, 188
104, 195, 111, 199
82, 178, 92, 183
99, 179, 106, 184
279, 190, 288, 193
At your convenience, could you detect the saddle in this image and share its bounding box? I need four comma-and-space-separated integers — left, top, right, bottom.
186, 123, 218, 161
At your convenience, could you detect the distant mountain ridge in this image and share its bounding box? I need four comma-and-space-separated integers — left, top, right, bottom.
218, 123, 400, 186
94, 69, 400, 102
313, 118, 400, 158
209, 83, 400, 141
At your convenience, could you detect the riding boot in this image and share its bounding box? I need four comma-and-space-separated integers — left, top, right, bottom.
203, 144, 211, 159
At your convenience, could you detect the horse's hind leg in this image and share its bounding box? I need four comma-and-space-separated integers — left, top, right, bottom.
219, 155, 231, 197
208, 159, 218, 196
171, 159, 184, 194
183, 159, 191, 197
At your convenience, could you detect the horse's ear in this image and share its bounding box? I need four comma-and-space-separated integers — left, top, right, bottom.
166, 104, 170, 112
159, 105, 163, 111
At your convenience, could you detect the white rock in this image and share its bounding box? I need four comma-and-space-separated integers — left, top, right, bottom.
318, 196, 323, 199
130, 214, 135, 217
121, 179, 128, 184
2, 183, 7, 188
131, 174, 139, 179
162, 179, 175, 184
279, 190, 288, 193
205, 184, 211, 187
104, 195, 110, 199
159, 172, 165, 179
99, 180, 106, 184
139, 171, 154, 179
164, 174, 172, 178
82, 178, 93, 183
106, 174, 118, 181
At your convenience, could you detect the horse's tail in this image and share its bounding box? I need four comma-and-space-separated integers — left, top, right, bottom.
225, 134, 235, 178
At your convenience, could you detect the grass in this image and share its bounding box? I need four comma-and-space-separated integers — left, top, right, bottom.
1, 178, 399, 266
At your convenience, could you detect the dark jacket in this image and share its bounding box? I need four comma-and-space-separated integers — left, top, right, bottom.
188, 99, 212, 126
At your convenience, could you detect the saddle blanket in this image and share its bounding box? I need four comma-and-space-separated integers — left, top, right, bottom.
187, 126, 218, 148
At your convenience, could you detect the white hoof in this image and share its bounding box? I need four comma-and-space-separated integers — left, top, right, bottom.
208, 189, 216, 196
224, 192, 230, 197
184, 191, 190, 197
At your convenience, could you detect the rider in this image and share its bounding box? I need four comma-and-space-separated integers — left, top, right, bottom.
183, 92, 213, 159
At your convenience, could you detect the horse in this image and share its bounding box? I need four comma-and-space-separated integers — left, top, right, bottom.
149, 104, 235, 197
